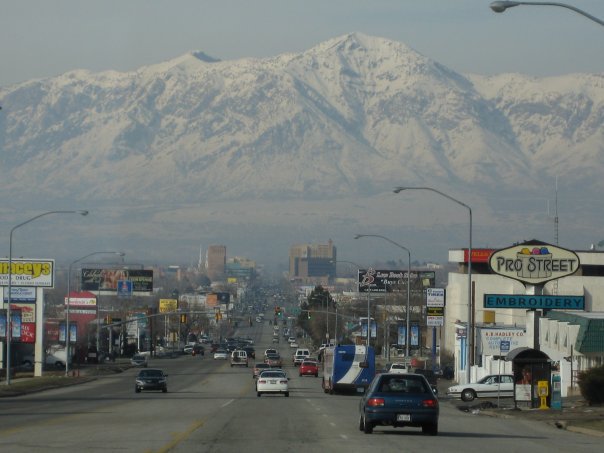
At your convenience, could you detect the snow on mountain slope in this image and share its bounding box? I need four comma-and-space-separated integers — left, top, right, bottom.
1, 33, 603, 266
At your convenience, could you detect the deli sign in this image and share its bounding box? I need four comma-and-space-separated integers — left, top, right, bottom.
489, 240, 580, 285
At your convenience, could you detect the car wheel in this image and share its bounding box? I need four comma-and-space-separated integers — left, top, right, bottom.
359, 415, 364, 431
285, 392, 289, 397
257, 392, 261, 397
422, 423, 438, 436
162, 387, 168, 393
315, 374, 318, 378
363, 416, 373, 434
135, 387, 141, 393
461, 389, 476, 402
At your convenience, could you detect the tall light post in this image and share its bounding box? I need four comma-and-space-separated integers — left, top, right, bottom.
66, 251, 125, 377
394, 186, 473, 383
354, 234, 411, 359
490, 1, 604, 26
5, 210, 88, 385
330, 259, 364, 346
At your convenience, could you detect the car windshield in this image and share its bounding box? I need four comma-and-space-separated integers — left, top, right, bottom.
139, 370, 163, 378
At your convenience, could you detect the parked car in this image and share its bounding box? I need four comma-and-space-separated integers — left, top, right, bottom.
214, 349, 229, 360
256, 369, 289, 397
446, 374, 514, 402
299, 360, 319, 377
192, 344, 205, 356
130, 354, 149, 367
135, 368, 168, 393
359, 373, 439, 435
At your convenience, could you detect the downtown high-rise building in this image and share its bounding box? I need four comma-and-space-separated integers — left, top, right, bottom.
289, 239, 336, 284
206, 245, 226, 281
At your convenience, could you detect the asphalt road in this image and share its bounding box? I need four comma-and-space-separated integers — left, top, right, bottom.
0, 321, 601, 453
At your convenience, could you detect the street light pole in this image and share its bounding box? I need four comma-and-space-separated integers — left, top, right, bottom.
490, 1, 604, 26
5, 210, 88, 385
65, 251, 124, 376
394, 186, 473, 383
354, 234, 411, 358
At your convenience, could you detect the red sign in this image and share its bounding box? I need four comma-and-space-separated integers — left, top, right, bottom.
464, 249, 495, 264
21, 323, 36, 343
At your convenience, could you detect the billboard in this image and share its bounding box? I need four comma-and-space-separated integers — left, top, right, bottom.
358, 269, 435, 293
159, 299, 178, 313
80, 269, 153, 295
479, 328, 526, 356
0, 259, 54, 287
489, 240, 580, 285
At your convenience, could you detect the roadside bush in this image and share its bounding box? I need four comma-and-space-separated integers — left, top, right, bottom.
577, 365, 604, 405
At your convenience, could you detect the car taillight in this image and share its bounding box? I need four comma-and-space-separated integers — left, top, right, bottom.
422, 399, 438, 408
258, 379, 266, 384
279, 380, 288, 384
367, 398, 385, 407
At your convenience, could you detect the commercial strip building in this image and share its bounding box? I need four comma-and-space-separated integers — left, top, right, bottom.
445, 243, 604, 395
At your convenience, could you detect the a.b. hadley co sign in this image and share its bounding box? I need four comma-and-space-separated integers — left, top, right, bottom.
489, 240, 580, 286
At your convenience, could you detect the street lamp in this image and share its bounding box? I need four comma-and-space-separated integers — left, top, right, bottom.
354, 234, 411, 359
65, 251, 125, 376
5, 210, 88, 385
394, 186, 473, 383
490, 1, 604, 26
330, 259, 364, 346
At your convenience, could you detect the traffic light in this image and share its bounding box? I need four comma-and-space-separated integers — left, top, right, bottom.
307, 311, 311, 319
180, 314, 187, 324
215, 311, 222, 321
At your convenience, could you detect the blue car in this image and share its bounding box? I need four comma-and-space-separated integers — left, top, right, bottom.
359, 373, 439, 435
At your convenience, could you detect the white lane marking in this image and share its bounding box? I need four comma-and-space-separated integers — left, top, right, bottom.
340, 434, 348, 440
330, 422, 336, 427
221, 399, 234, 408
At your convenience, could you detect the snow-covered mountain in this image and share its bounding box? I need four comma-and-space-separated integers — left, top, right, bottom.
1, 33, 603, 267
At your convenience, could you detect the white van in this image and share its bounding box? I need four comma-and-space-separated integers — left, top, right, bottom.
230, 350, 248, 367
293, 348, 310, 366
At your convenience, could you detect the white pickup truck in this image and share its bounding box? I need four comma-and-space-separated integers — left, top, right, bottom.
387, 362, 411, 374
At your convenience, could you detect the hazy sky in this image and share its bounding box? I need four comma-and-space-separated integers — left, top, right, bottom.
2, 0, 603, 87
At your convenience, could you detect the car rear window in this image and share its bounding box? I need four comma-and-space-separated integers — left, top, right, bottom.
379, 376, 429, 393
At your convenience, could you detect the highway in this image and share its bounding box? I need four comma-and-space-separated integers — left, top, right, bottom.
0, 320, 601, 453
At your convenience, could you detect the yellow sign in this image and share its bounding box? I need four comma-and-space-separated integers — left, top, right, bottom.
159, 298, 178, 313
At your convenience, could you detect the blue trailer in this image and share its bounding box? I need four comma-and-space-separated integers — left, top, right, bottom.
322, 345, 375, 394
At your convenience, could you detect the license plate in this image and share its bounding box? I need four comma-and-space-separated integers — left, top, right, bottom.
269, 380, 276, 384
397, 414, 411, 422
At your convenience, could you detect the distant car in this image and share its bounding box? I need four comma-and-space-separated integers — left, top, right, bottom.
446, 374, 514, 402
299, 360, 319, 377
359, 373, 439, 435
130, 354, 149, 367
264, 348, 278, 358
231, 350, 249, 367
253, 363, 272, 379
135, 368, 168, 393
243, 346, 255, 359
290, 341, 299, 348
387, 363, 411, 374
214, 349, 229, 360
192, 344, 205, 356
265, 353, 282, 368
413, 368, 438, 387
256, 369, 289, 397
288, 337, 296, 343
293, 348, 310, 366
272, 337, 280, 344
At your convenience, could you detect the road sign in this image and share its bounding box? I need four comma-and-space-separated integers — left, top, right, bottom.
117, 280, 133, 297
500, 340, 511, 353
